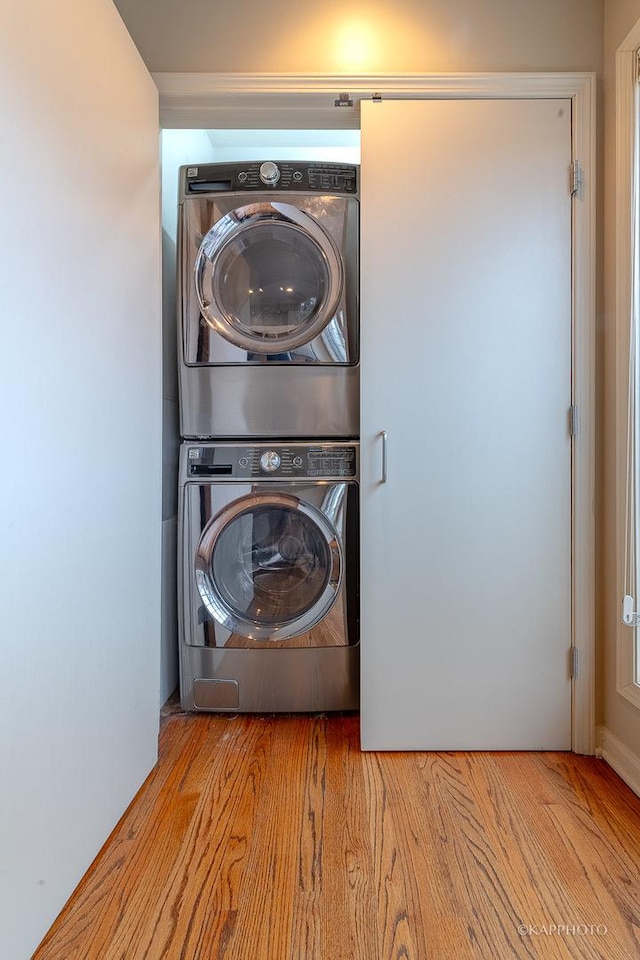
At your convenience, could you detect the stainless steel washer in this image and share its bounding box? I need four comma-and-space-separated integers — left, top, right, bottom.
178, 440, 359, 712
178, 161, 359, 438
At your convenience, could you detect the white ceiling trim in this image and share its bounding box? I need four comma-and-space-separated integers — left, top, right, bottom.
153, 71, 595, 129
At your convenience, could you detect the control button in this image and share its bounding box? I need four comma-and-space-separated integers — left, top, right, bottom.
238, 456, 249, 467
237, 171, 248, 183
292, 171, 303, 182
259, 161, 280, 186
260, 450, 281, 473
293, 456, 303, 467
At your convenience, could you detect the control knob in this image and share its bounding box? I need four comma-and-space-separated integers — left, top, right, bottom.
259, 161, 281, 186
260, 450, 281, 473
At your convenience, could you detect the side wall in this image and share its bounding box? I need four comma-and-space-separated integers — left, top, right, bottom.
0, 2, 162, 956
159, 129, 217, 702
601, 0, 640, 786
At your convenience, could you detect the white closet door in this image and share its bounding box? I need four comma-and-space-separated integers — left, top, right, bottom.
360, 99, 572, 750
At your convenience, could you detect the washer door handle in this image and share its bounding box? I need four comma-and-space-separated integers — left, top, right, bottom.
380, 430, 388, 484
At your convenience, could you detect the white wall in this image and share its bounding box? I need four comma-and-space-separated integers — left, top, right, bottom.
0, 2, 162, 957
113, 0, 603, 74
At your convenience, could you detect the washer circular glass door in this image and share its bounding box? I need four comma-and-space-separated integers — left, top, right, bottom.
194, 202, 344, 353
195, 492, 343, 640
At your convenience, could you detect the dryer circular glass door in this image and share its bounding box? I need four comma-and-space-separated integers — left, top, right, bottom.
195, 492, 343, 640
194, 202, 344, 353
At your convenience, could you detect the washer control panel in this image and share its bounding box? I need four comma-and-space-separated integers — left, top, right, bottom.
184, 161, 358, 195
187, 443, 358, 480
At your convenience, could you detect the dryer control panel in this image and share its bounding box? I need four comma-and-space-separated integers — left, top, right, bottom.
183, 161, 358, 195
186, 442, 358, 480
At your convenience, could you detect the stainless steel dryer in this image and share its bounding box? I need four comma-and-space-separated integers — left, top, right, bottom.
178, 161, 359, 439
178, 440, 360, 712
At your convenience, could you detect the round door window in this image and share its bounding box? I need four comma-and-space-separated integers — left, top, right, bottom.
195, 203, 344, 353
195, 493, 342, 641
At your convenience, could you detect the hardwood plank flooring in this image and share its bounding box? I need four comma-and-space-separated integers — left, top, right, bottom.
33, 713, 640, 960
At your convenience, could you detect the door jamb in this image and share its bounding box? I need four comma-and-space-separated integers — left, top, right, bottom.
155, 71, 596, 754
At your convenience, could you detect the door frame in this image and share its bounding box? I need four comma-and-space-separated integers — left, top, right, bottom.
155, 71, 596, 754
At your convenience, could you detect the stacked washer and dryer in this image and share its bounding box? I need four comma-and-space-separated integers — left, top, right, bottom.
177, 160, 360, 712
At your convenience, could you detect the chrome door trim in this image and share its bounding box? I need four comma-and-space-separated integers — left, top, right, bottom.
195, 491, 343, 641
194, 202, 344, 353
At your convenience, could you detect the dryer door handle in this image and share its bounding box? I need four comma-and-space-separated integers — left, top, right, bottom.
380, 430, 388, 484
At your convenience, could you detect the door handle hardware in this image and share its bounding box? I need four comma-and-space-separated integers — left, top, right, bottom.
380, 430, 388, 484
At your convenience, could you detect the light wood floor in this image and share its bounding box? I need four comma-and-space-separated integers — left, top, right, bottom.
33, 711, 640, 960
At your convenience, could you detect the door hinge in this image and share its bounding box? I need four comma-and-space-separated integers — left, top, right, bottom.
570, 646, 579, 679
569, 404, 579, 437
570, 160, 582, 198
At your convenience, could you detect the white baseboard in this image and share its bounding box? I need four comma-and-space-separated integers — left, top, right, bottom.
596, 726, 640, 798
